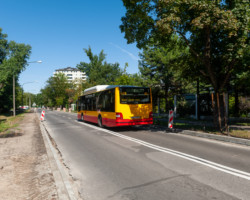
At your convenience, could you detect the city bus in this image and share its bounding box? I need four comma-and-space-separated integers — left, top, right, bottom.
77, 85, 153, 127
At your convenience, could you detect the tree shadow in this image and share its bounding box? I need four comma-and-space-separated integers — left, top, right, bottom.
0, 119, 7, 123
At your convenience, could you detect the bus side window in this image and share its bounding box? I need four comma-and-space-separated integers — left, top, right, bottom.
103, 91, 108, 110
93, 94, 97, 110
96, 89, 115, 112
97, 92, 103, 110
76, 100, 79, 111
104, 89, 115, 112
87, 96, 92, 111
110, 89, 115, 112
81, 96, 85, 110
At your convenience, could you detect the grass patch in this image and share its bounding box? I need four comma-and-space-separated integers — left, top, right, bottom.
233, 122, 250, 126
173, 122, 217, 133
153, 118, 250, 140
0, 113, 24, 137
229, 130, 250, 139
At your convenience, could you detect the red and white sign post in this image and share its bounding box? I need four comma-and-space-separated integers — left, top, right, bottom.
41, 110, 45, 121
168, 110, 174, 129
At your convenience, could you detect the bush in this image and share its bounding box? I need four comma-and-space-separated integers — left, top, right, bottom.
239, 97, 250, 118
177, 98, 195, 117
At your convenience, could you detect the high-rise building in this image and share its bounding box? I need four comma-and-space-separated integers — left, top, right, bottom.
53, 67, 86, 83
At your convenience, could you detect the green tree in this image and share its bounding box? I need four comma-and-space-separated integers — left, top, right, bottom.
114, 63, 145, 86
70, 79, 86, 104
139, 35, 189, 112
121, 0, 249, 131
114, 73, 145, 86
43, 73, 70, 108
230, 44, 250, 116
77, 46, 122, 86
34, 93, 44, 108
0, 29, 9, 90
0, 28, 31, 112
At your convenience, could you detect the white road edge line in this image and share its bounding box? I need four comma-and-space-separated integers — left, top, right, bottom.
76, 120, 250, 181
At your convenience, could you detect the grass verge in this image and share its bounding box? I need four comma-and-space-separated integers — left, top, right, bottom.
233, 122, 250, 126
154, 119, 250, 140
228, 130, 250, 139
0, 113, 24, 138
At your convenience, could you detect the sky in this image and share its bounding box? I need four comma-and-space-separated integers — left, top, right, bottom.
0, 0, 141, 94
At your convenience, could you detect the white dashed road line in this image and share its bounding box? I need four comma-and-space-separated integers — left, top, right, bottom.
76, 120, 250, 181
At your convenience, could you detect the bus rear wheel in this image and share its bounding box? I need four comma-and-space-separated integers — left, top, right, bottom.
98, 116, 103, 127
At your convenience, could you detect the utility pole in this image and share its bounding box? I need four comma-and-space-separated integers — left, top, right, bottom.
29, 94, 31, 108
22, 88, 24, 108
13, 75, 16, 116
12, 60, 42, 116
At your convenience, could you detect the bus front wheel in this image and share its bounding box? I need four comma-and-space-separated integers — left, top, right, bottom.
98, 116, 103, 127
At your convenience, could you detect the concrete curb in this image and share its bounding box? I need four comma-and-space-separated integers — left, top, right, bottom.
166, 128, 250, 146
39, 114, 77, 200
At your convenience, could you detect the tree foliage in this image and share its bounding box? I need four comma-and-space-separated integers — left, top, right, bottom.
121, 0, 249, 131
114, 63, 145, 86
139, 35, 189, 111
77, 47, 122, 86
0, 28, 31, 112
42, 73, 71, 107
40, 73, 84, 108
121, 0, 249, 91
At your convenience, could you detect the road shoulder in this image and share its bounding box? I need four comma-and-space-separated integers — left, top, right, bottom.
0, 112, 58, 199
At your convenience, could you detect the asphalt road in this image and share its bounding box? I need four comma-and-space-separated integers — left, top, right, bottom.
40, 110, 250, 200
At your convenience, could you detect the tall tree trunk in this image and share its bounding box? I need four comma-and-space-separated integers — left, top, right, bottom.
234, 84, 239, 117
165, 85, 169, 113
215, 91, 224, 132
223, 92, 229, 134
197, 79, 200, 120
216, 92, 222, 132
211, 93, 216, 127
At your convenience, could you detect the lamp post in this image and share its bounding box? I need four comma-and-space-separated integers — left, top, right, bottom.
21, 81, 38, 109
13, 75, 15, 116
26, 89, 38, 109
13, 60, 42, 116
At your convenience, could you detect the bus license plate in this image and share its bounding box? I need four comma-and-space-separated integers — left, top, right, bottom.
131, 116, 141, 119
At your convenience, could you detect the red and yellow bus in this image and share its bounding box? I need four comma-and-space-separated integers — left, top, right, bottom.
77, 85, 153, 127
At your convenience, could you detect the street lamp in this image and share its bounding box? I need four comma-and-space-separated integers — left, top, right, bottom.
29, 60, 42, 64
21, 81, 38, 109
13, 60, 42, 116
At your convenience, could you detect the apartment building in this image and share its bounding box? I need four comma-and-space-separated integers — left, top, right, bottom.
53, 67, 86, 83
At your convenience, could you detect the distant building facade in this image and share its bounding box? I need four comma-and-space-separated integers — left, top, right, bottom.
53, 67, 86, 83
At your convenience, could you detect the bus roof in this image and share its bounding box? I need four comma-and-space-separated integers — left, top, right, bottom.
83, 85, 144, 95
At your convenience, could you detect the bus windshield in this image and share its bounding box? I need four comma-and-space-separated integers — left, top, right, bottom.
120, 87, 150, 104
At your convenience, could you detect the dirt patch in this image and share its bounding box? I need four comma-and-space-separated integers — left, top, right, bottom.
0, 129, 23, 138
0, 113, 58, 199
0, 113, 24, 136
